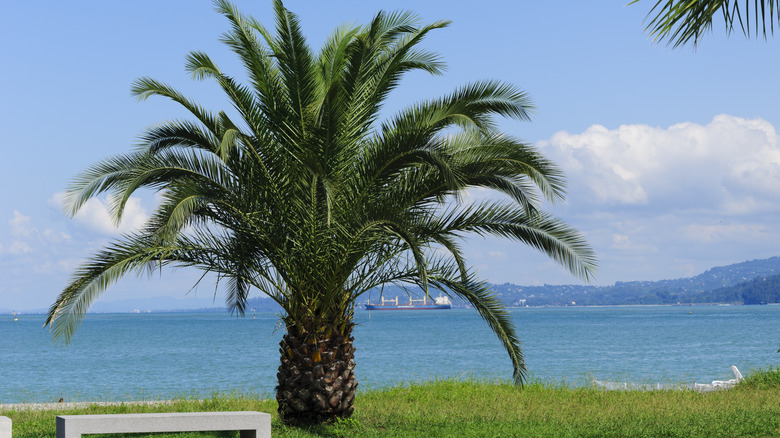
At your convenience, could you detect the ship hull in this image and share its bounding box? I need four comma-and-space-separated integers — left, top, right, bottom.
364, 304, 451, 310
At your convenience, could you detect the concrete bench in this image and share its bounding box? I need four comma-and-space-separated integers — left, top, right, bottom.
0, 416, 11, 438
56, 411, 270, 438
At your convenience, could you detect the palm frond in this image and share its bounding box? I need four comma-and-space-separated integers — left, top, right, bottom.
427, 266, 527, 385
635, 0, 780, 47
131, 77, 218, 131
138, 120, 220, 156
46, 234, 175, 344
425, 201, 597, 281
272, 0, 317, 137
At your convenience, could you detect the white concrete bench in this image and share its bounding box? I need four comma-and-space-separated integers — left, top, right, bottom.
56, 411, 270, 438
0, 416, 11, 438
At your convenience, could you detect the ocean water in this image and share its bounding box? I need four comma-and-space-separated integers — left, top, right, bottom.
1, 305, 777, 404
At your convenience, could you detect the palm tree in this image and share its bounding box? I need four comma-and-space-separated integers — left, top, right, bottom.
633, 0, 780, 47
46, 0, 597, 425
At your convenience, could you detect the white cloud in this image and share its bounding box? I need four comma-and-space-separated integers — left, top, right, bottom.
8, 240, 31, 255
4, 211, 35, 254
488, 251, 507, 260
612, 234, 630, 246
50, 192, 149, 235
32, 258, 79, 275
489, 115, 780, 286
2, 210, 74, 258
459, 186, 495, 206
539, 115, 780, 214
9, 211, 33, 237
43, 228, 72, 243
606, 231, 656, 253
683, 222, 768, 243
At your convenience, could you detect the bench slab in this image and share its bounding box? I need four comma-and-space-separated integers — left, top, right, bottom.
56, 411, 270, 438
0, 416, 11, 438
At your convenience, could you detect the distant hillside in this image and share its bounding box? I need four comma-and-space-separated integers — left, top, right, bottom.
244, 296, 283, 312
80, 256, 780, 312
490, 256, 780, 307
699, 273, 780, 305
359, 256, 780, 308
88, 296, 226, 313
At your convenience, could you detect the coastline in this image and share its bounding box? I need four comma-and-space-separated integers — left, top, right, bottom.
0, 399, 177, 412
7, 302, 780, 316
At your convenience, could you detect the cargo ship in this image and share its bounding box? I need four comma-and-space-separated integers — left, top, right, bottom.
364, 294, 452, 310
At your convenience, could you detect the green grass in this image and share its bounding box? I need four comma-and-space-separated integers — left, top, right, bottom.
2, 371, 779, 437
739, 365, 780, 390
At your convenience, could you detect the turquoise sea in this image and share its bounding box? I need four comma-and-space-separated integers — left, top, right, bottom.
1, 305, 778, 404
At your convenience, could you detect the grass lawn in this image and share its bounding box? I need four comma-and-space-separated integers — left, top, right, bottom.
2, 367, 779, 437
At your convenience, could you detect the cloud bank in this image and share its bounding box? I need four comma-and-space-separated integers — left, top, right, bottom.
529, 114, 780, 283
49, 193, 150, 235
540, 114, 780, 214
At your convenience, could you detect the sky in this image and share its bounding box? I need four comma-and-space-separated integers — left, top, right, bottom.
2, 1, 780, 311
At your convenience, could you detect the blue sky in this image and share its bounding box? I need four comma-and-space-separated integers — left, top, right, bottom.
2, 1, 780, 311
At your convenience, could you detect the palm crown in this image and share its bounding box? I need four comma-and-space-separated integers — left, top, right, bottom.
47, 0, 596, 424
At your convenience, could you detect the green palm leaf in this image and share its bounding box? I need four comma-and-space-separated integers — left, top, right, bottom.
634, 0, 780, 47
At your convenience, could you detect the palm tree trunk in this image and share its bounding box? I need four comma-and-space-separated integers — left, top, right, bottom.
276, 320, 357, 425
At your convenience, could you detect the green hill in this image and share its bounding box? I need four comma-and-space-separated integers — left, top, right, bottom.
235, 256, 780, 311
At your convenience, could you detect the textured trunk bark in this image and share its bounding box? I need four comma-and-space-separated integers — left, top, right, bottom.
276, 321, 357, 425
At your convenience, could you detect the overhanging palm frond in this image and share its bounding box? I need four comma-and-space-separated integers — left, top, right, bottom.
634, 0, 780, 47
46, 234, 174, 343
131, 78, 219, 131
446, 131, 566, 205
427, 264, 526, 385
385, 80, 534, 137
